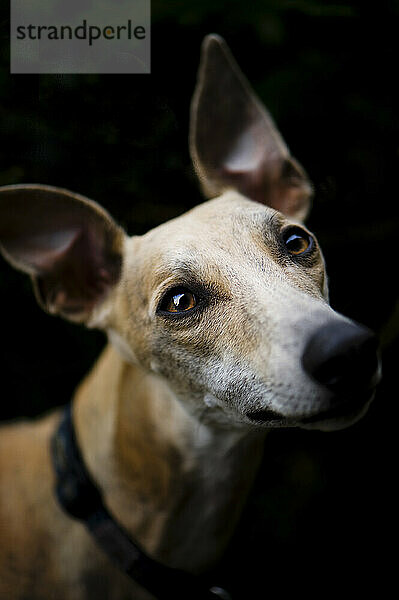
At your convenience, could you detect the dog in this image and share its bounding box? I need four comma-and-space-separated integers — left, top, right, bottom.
0, 35, 380, 600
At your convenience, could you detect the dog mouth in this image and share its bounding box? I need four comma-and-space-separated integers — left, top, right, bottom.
246, 388, 376, 429
246, 407, 291, 426
299, 389, 375, 426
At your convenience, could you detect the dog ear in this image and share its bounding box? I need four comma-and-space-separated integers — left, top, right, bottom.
190, 34, 312, 221
0, 184, 124, 323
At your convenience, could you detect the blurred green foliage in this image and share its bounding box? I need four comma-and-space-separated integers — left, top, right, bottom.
0, 1, 398, 598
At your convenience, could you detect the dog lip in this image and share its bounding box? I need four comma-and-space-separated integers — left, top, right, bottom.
247, 385, 377, 426
246, 408, 292, 424
300, 389, 376, 425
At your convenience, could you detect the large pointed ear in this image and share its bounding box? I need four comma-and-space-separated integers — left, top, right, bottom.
190, 34, 312, 221
0, 184, 124, 323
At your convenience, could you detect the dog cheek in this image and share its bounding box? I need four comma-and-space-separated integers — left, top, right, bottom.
149, 332, 207, 391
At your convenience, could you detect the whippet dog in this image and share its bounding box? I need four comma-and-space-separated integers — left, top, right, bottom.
0, 35, 380, 600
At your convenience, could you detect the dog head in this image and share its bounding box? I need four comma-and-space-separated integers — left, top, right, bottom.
0, 36, 380, 431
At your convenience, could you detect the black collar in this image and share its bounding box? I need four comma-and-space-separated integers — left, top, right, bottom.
51, 404, 231, 600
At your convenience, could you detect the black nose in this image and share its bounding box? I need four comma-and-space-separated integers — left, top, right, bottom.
302, 321, 380, 394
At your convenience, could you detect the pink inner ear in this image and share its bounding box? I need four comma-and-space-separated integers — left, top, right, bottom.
0, 184, 123, 319
223, 129, 265, 171
10, 229, 81, 273
220, 154, 311, 219
35, 226, 121, 316
190, 35, 312, 219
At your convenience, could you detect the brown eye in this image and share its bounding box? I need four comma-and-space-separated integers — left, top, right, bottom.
283, 227, 313, 256
159, 287, 197, 314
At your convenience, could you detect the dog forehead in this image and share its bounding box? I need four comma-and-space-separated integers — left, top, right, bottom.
179, 190, 274, 220
169, 191, 279, 235
126, 192, 284, 288
139, 192, 281, 257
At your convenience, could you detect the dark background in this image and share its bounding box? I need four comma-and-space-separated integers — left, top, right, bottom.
0, 1, 398, 597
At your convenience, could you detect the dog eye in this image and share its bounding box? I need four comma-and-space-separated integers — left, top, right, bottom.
282, 227, 313, 256
159, 287, 197, 314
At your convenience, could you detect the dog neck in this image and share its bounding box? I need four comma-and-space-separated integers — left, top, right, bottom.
73, 344, 265, 573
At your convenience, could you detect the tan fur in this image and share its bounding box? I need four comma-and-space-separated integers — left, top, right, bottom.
0, 341, 264, 599
0, 35, 378, 600
0, 189, 371, 599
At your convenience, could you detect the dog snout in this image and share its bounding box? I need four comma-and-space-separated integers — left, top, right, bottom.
302, 320, 381, 395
